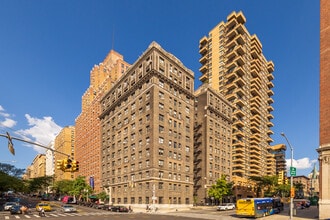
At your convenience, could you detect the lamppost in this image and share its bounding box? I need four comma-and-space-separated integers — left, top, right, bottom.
281, 132, 294, 220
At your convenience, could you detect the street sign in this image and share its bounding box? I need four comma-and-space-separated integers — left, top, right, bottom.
290, 167, 296, 176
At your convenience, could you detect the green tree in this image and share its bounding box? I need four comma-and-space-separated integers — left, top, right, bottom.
250, 175, 278, 197
276, 183, 290, 197
0, 171, 24, 192
69, 176, 92, 197
97, 191, 107, 203
53, 180, 74, 195
0, 162, 25, 178
208, 175, 233, 203
28, 176, 53, 193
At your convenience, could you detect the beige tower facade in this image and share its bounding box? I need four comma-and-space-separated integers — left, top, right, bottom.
317, 0, 330, 219
54, 126, 75, 181
99, 42, 195, 208
23, 154, 46, 179
198, 11, 275, 189
193, 85, 232, 204
75, 50, 130, 192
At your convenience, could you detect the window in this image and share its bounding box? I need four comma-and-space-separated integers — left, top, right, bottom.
158, 160, 164, 167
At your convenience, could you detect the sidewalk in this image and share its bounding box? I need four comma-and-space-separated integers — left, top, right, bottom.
137, 205, 319, 220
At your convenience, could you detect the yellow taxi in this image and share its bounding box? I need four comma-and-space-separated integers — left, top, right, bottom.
36, 202, 52, 212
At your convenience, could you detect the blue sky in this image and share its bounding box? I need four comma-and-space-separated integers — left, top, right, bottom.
0, 0, 319, 177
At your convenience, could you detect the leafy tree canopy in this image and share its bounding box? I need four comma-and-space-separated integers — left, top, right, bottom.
208, 175, 233, 201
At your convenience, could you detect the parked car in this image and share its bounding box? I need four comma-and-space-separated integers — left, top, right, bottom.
10, 205, 22, 214
36, 202, 52, 212
60, 205, 77, 213
109, 205, 129, 212
217, 203, 236, 211
3, 202, 18, 211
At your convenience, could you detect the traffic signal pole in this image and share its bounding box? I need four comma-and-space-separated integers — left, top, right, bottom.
0, 132, 70, 158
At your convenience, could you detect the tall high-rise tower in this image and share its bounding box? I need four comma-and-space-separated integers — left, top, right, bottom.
317, 0, 330, 218
75, 50, 130, 192
198, 11, 275, 186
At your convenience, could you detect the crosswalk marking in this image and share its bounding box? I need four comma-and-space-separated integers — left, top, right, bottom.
1, 211, 114, 219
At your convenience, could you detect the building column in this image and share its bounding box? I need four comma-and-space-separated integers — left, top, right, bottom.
317, 145, 330, 219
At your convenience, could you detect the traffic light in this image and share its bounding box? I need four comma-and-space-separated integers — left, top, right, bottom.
56, 160, 64, 171
63, 158, 72, 170
290, 187, 295, 198
277, 171, 284, 185
71, 160, 79, 172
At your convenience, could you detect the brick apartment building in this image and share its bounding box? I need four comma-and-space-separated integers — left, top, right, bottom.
317, 0, 330, 219
99, 42, 195, 208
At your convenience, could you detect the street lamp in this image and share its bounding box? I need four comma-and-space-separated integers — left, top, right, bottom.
281, 132, 294, 220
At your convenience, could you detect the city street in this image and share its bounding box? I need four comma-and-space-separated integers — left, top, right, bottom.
0, 204, 319, 220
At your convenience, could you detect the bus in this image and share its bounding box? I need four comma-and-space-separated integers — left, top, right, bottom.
236, 197, 283, 218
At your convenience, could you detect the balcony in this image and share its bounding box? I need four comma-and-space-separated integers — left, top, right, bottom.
251, 87, 261, 97
251, 65, 259, 77
251, 49, 259, 59
267, 121, 274, 127
234, 77, 245, 87
267, 97, 274, 104
233, 119, 244, 127
267, 81, 274, 89
267, 61, 274, 73
227, 81, 237, 90
233, 140, 244, 148
226, 91, 236, 101
267, 129, 274, 135
199, 36, 208, 45
251, 133, 261, 141
199, 55, 208, 64
199, 64, 208, 73
250, 120, 260, 128
236, 66, 245, 77
250, 139, 258, 146
267, 113, 274, 120
236, 97, 245, 107
233, 163, 244, 169
227, 26, 237, 39
199, 73, 208, 83
234, 56, 245, 66
267, 105, 274, 112
267, 89, 274, 96
233, 129, 244, 138
250, 125, 260, 133
199, 45, 207, 55
251, 114, 261, 122
227, 70, 236, 81
233, 157, 244, 164
232, 168, 244, 176
251, 106, 260, 114
235, 34, 245, 45
236, 44, 245, 56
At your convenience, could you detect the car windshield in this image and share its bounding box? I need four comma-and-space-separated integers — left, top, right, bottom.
63, 205, 73, 208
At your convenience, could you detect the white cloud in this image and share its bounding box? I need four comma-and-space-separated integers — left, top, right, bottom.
0, 105, 17, 128
286, 157, 317, 171
17, 114, 62, 153
0, 118, 17, 128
